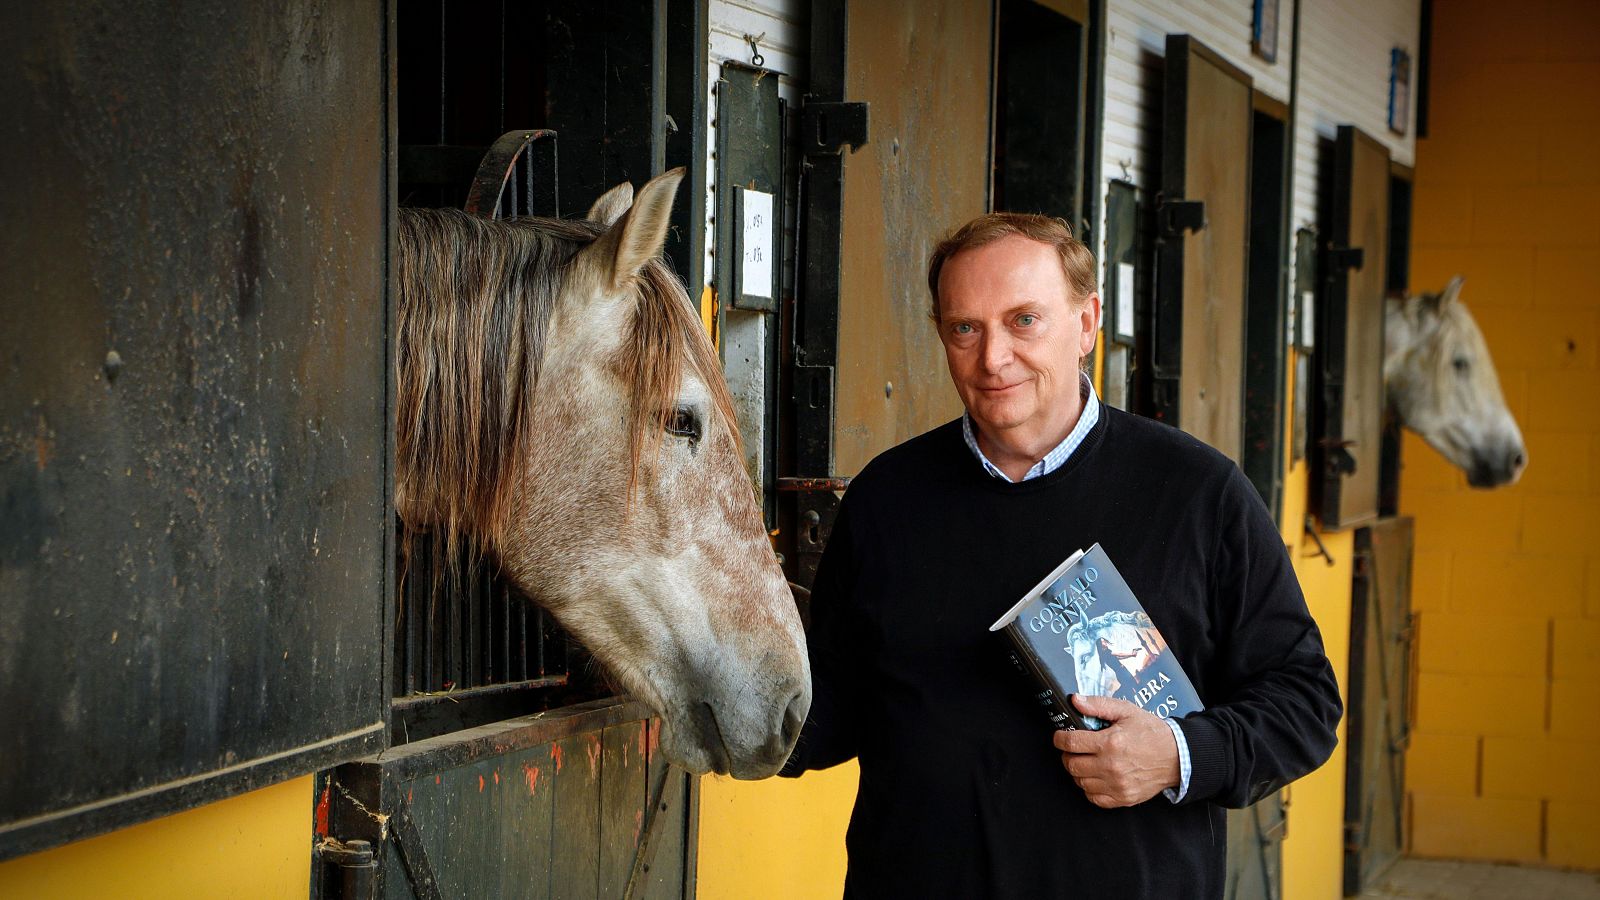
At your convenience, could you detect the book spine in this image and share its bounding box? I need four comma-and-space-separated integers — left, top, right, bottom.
1002, 626, 1093, 732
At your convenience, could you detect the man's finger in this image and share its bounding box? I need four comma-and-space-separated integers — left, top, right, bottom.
1071, 692, 1143, 722
1053, 728, 1106, 754
1062, 753, 1105, 779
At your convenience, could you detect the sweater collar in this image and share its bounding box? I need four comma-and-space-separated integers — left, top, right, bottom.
960, 372, 1101, 483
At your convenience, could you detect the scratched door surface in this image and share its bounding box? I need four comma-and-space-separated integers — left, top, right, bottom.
1153, 35, 1253, 463
319, 700, 692, 900
0, 0, 391, 859
1316, 126, 1390, 531
830, 0, 990, 476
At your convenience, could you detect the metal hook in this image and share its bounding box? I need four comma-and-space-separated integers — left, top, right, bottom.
744, 32, 766, 68
1302, 516, 1336, 567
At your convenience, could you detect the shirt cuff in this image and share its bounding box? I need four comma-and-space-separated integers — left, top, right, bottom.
1161, 718, 1192, 803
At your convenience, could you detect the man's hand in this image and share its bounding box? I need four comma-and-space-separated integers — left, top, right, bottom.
1051, 694, 1181, 808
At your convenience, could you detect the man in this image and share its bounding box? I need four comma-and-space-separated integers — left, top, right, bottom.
780, 213, 1341, 898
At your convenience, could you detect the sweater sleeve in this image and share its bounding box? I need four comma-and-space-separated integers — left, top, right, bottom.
1176, 467, 1343, 808
780, 495, 866, 776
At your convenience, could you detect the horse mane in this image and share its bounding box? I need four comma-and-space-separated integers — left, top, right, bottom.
394, 207, 736, 565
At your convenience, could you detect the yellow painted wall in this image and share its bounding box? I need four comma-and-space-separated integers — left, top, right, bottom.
1279, 350, 1356, 900
696, 767, 857, 898
1400, 0, 1600, 871
0, 775, 314, 899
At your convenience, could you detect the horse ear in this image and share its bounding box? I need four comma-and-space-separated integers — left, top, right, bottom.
1436, 275, 1466, 310
584, 168, 684, 292
587, 182, 634, 227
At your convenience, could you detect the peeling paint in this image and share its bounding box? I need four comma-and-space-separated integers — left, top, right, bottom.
314, 783, 330, 836
522, 763, 541, 795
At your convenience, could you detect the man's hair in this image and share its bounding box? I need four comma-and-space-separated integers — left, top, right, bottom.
926, 212, 1098, 321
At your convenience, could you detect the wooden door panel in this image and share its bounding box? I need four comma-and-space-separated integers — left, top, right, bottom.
1344, 517, 1414, 893
833, 0, 990, 475
1156, 35, 1253, 463
1318, 126, 1390, 529
1180, 54, 1251, 462
0, 0, 390, 859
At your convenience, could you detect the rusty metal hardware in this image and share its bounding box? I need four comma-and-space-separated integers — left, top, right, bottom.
1326, 245, 1365, 272
776, 477, 851, 492
318, 838, 376, 900
1156, 197, 1206, 236
1302, 516, 1336, 567
800, 100, 869, 155
464, 129, 559, 219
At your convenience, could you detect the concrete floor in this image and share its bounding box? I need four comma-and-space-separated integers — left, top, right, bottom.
1360, 859, 1600, 899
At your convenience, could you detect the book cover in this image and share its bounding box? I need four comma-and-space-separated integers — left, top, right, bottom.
989, 543, 1204, 731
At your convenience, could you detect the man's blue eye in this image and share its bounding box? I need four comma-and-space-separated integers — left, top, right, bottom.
1017, 315, 1037, 326
954, 323, 974, 335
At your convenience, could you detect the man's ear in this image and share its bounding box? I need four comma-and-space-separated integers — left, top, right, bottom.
587, 182, 635, 227
1079, 292, 1103, 356
580, 168, 684, 292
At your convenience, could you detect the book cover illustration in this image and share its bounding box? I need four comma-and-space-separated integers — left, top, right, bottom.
989, 543, 1204, 731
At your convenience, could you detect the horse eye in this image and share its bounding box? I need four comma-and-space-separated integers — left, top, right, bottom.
1453, 356, 1471, 374
666, 405, 701, 441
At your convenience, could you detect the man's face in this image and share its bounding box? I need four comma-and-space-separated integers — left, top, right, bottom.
936, 235, 1099, 446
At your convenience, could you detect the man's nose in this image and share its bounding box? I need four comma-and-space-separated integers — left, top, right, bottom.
979, 332, 1012, 372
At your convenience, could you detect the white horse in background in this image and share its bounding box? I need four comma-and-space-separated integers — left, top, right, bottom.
1384, 276, 1527, 488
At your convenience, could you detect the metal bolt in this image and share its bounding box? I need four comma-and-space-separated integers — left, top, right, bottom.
891, 138, 900, 155
103, 350, 123, 382
884, 381, 894, 398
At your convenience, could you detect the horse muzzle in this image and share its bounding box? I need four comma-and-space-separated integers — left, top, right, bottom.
1467, 445, 1527, 488
659, 671, 811, 779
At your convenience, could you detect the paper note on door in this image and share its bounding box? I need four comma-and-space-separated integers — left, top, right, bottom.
742, 189, 774, 300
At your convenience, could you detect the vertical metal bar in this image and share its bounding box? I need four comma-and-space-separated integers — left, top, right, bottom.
495, 580, 508, 683
438, 0, 447, 145
420, 534, 435, 691
507, 161, 519, 220
498, 0, 507, 135
480, 567, 493, 685
523, 148, 533, 218
401, 542, 415, 696
467, 550, 480, 682
535, 607, 547, 677
511, 589, 526, 681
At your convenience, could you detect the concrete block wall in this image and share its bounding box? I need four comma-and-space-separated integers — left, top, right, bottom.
1401, 0, 1600, 871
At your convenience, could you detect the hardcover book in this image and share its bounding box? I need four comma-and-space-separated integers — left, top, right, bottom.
989, 543, 1204, 731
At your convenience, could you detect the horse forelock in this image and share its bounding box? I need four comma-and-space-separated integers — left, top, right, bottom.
623, 258, 741, 496
1421, 293, 1499, 399
395, 207, 737, 567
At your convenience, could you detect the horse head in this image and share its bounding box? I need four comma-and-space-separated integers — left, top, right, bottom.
1384, 276, 1527, 488
394, 169, 809, 778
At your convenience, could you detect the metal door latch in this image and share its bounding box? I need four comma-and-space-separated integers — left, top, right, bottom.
1157, 198, 1206, 236
1326, 245, 1365, 272
801, 100, 870, 155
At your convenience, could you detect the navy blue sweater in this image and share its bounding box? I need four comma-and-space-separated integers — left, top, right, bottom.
782, 407, 1341, 899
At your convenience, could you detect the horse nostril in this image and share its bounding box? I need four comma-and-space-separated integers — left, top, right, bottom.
1512, 451, 1526, 470
781, 691, 806, 746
